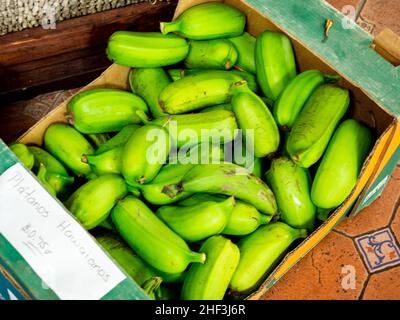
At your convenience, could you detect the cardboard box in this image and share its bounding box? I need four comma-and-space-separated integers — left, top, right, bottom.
1, 0, 399, 300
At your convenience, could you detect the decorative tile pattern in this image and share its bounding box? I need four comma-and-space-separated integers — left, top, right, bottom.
23, 89, 79, 120
356, 228, 400, 272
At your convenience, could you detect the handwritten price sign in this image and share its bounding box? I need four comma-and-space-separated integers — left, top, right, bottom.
0, 163, 125, 300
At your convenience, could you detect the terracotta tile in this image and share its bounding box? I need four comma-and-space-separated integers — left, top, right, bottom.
262, 231, 368, 300
355, 228, 400, 272
335, 166, 400, 237
359, 0, 400, 36
362, 266, 400, 299
391, 206, 400, 243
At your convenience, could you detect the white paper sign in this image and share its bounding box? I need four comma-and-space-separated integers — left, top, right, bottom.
0, 163, 126, 300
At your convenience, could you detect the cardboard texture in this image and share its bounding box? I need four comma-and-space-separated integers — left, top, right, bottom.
1, 0, 399, 300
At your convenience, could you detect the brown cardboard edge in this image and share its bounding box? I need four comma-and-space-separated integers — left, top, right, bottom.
348, 119, 398, 217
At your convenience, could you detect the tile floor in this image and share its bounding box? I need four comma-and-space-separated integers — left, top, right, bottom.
0, 0, 399, 300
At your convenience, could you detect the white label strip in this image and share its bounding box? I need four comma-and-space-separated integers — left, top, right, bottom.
0, 163, 125, 300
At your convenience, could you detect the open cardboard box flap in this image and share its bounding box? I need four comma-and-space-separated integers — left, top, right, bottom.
13, 0, 400, 300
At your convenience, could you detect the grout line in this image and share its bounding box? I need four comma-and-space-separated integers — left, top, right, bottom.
353, 236, 370, 300
364, 260, 400, 277
357, 274, 370, 300
388, 197, 400, 226
347, 222, 398, 240
355, 0, 367, 19
333, 228, 354, 239
388, 225, 400, 253
352, 237, 371, 274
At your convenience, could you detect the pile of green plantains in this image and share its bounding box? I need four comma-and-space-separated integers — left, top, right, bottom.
10, 2, 374, 300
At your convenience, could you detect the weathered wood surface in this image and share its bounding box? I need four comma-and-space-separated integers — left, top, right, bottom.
0, 0, 178, 105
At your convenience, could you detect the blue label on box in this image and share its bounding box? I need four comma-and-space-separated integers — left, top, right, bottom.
0, 270, 25, 300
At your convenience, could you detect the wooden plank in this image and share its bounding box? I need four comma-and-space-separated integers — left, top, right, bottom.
0, 1, 177, 105
0, 1, 178, 67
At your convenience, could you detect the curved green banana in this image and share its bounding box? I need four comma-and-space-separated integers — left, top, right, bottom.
162, 163, 277, 215
231, 81, 280, 157
129, 68, 171, 118
265, 156, 316, 230
98, 232, 184, 285
181, 235, 240, 300
229, 222, 307, 295
169, 142, 225, 166
166, 68, 183, 82
66, 174, 127, 229
311, 119, 373, 209
228, 32, 256, 73
122, 124, 170, 185
159, 70, 243, 114
223, 203, 272, 236
317, 207, 332, 221
200, 103, 232, 113
251, 157, 263, 178
68, 88, 148, 134
255, 31, 297, 101
178, 194, 272, 236
106, 31, 189, 68
273, 70, 340, 129
96, 124, 140, 154
230, 143, 263, 178
96, 233, 159, 286
28, 146, 70, 177
87, 133, 110, 148
142, 277, 163, 300
29, 151, 74, 198
9, 143, 34, 169
151, 109, 238, 148
287, 84, 350, 168
83, 146, 123, 176
168, 68, 258, 92
160, 2, 245, 40
98, 218, 117, 232
184, 39, 238, 70
140, 164, 194, 205
44, 123, 95, 178
230, 70, 259, 93
36, 164, 74, 198
156, 196, 234, 242
36, 164, 56, 196
111, 196, 206, 274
